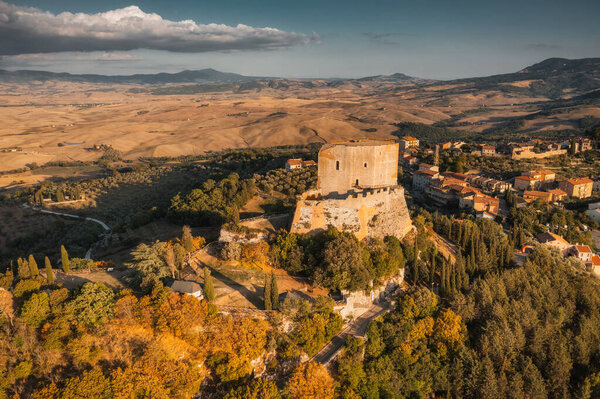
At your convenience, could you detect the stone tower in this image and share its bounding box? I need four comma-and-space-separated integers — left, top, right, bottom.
291, 139, 412, 241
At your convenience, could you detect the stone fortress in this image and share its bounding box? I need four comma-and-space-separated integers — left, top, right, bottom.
291, 138, 412, 241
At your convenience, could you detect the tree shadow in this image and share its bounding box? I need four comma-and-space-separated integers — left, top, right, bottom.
205, 265, 264, 309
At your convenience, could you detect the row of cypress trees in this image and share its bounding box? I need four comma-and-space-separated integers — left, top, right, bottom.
13, 245, 72, 282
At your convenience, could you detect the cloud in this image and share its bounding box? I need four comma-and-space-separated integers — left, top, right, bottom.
75, 53, 144, 62
0, 1, 316, 55
363, 32, 405, 45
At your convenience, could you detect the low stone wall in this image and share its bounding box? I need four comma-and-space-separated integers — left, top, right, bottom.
291, 186, 412, 241
512, 149, 567, 160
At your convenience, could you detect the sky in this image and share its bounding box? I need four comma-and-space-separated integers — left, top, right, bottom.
0, 0, 599, 79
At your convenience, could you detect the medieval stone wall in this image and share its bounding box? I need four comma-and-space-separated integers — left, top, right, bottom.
291, 186, 412, 241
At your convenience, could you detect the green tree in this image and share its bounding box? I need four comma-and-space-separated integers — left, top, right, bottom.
224, 378, 280, 399
28, 254, 39, 278
270, 271, 279, 311
264, 273, 272, 310
316, 232, 371, 291
182, 225, 194, 252
204, 267, 215, 302
127, 241, 169, 278
71, 283, 115, 329
45, 256, 54, 285
20, 292, 50, 328
61, 245, 70, 273
17, 257, 30, 279
56, 188, 65, 202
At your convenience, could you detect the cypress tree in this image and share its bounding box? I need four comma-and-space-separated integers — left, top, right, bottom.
56, 188, 65, 202
429, 254, 437, 286
28, 254, 39, 278
203, 267, 214, 302
61, 245, 70, 273
440, 261, 447, 296
413, 261, 420, 285
17, 257, 30, 279
445, 260, 451, 296
455, 257, 463, 291
182, 225, 194, 252
45, 256, 54, 285
264, 273, 272, 310
270, 271, 279, 310
451, 262, 457, 294
504, 242, 513, 268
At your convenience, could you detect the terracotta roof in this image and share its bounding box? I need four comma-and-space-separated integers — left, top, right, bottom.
414, 170, 438, 177
538, 169, 555, 175
524, 190, 551, 198
441, 171, 468, 180
591, 255, 600, 267
302, 160, 317, 166
567, 177, 593, 185
286, 159, 302, 166
575, 245, 593, 253
402, 136, 418, 141
548, 188, 567, 195
515, 176, 535, 181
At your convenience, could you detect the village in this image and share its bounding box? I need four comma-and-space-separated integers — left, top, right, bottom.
399, 134, 600, 277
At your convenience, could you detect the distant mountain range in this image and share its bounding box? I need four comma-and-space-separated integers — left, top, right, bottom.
0, 68, 264, 84
1, 57, 599, 98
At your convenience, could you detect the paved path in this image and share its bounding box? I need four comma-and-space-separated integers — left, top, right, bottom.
24, 204, 110, 259
311, 301, 391, 365
23, 204, 110, 231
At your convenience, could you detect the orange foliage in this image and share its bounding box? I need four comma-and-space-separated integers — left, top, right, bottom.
94, 260, 115, 269
287, 362, 335, 399
241, 241, 270, 267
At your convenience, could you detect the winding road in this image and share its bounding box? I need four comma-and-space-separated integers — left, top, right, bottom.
23, 204, 110, 259
311, 301, 391, 365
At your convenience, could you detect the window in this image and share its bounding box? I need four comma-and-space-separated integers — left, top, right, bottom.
356, 179, 359, 186
336, 161, 340, 170
364, 162, 367, 168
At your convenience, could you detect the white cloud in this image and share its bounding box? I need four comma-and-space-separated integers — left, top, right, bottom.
0, 1, 316, 55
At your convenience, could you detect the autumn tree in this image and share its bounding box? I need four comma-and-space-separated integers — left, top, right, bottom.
287, 362, 335, 399
61, 245, 70, 273
203, 267, 214, 302
221, 241, 242, 261
61, 369, 112, 399
0, 288, 14, 326
44, 256, 54, 285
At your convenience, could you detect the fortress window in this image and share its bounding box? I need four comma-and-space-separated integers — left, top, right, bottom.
356, 179, 359, 186
364, 162, 367, 168
336, 161, 340, 170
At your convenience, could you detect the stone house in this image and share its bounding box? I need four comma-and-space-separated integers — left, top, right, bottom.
399, 136, 419, 151
559, 177, 594, 198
